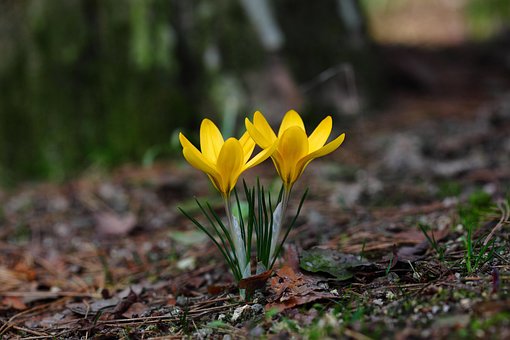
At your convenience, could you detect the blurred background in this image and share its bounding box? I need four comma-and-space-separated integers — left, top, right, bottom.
0, 0, 509, 185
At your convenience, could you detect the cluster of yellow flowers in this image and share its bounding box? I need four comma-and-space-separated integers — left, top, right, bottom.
180, 110, 345, 196
179, 109, 345, 287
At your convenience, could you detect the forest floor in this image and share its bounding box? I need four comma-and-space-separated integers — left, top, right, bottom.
2, 47, 510, 338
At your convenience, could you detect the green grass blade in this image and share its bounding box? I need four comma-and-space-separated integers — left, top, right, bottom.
178, 207, 240, 280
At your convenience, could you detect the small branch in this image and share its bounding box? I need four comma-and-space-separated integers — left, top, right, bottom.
483, 199, 510, 246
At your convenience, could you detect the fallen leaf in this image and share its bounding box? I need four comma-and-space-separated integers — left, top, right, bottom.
67, 297, 120, 316
13, 261, 37, 281
207, 283, 233, 295
121, 302, 148, 318
265, 265, 338, 312
300, 248, 373, 280
238, 269, 272, 297
1, 296, 27, 310
110, 288, 139, 318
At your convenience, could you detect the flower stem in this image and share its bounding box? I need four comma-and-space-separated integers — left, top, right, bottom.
269, 186, 292, 263
224, 195, 250, 279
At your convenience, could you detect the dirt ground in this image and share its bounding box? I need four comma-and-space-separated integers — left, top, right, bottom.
1, 44, 510, 339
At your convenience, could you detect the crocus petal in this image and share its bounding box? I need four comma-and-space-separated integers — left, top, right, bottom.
206, 174, 222, 193
278, 126, 309, 185
216, 138, 245, 194
179, 132, 196, 150
200, 119, 224, 163
245, 140, 277, 169
295, 133, 346, 179
278, 110, 305, 137
253, 111, 277, 144
182, 146, 220, 179
270, 151, 284, 179
308, 116, 333, 153
245, 118, 274, 149
179, 133, 217, 172
239, 131, 256, 164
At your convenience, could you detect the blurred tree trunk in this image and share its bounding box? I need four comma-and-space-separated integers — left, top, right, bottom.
0, 0, 200, 184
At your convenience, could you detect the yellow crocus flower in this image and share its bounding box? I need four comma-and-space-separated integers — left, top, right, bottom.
179, 118, 275, 197
245, 110, 346, 189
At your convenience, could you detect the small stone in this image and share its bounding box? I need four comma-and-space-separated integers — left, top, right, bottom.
194, 328, 212, 338
231, 305, 250, 322
387, 272, 400, 283
251, 304, 264, 314
386, 291, 396, 300
250, 326, 264, 337
383, 134, 425, 173
177, 257, 196, 270
176, 296, 188, 306
460, 298, 471, 309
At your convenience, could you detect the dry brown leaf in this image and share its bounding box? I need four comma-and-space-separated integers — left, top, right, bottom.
121, 302, 148, 318
238, 269, 272, 292
1, 296, 27, 310
265, 265, 337, 312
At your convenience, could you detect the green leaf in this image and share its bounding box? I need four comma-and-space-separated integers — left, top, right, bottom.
300, 248, 373, 280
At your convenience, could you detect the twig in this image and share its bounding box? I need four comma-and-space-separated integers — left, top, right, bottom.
12, 325, 49, 337
483, 200, 510, 246
494, 252, 510, 265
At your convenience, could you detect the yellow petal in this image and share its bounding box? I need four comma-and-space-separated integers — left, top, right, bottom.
216, 138, 245, 194
278, 126, 309, 185
245, 118, 273, 149
206, 174, 222, 193
278, 110, 305, 137
308, 116, 333, 153
295, 133, 346, 178
253, 111, 277, 146
270, 151, 284, 179
179, 132, 195, 150
179, 133, 216, 173
200, 119, 224, 163
239, 131, 256, 164
245, 140, 277, 169
182, 146, 220, 179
